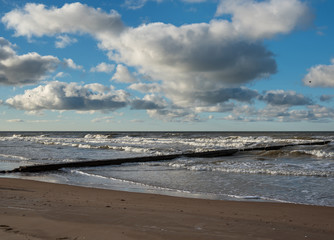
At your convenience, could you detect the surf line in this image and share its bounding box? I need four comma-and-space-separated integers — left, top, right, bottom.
1, 140, 330, 174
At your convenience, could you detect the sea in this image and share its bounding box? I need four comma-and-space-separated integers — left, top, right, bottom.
0, 131, 333, 206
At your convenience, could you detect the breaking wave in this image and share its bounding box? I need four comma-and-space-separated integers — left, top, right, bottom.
0, 153, 30, 161
168, 161, 334, 177
292, 149, 334, 158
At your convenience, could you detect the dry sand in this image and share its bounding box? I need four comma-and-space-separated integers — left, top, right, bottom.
0, 178, 333, 240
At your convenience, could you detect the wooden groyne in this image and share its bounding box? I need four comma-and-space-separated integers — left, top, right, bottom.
240, 140, 331, 152
2, 149, 238, 173
1, 140, 330, 174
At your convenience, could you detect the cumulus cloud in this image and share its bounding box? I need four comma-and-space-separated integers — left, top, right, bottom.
53, 72, 68, 80
320, 94, 334, 102
90, 62, 115, 73
128, 87, 257, 115
193, 87, 259, 106
1, 2, 317, 122
130, 100, 164, 110
107, 22, 276, 91
161, 86, 260, 109
260, 90, 312, 106
130, 119, 144, 123
0, 37, 60, 85
101, 1, 308, 106
0, 37, 16, 60
194, 103, 235, 113
2, 1, 311, 105
224, 104, 334, 123
147, 108, 202, 122
306, 105, 334, 121
5, 81, 128, 112
130, 94, 167, 110
216, 0, 313, 39
128, 82, 163, 93
303, 59, 334, 87
111, 64, 137, 83
281, 105, 334, 122
55, 35, 77, 48
91, 116, 114, 123
63, 58, 83, 70
2, 3, 125, 38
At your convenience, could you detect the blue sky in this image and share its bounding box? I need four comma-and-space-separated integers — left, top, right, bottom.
0, 0, 333, 131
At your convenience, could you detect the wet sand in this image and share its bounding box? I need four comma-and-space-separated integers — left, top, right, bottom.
0, 178, 333, 240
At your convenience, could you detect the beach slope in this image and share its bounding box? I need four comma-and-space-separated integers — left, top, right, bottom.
0, 178, 333, 240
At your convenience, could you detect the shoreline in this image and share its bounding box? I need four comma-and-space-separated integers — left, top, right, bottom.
0, 178, 333, 240
4, 174, 314, 206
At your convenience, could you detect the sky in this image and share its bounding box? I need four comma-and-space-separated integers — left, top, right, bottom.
0, 0, 333, 131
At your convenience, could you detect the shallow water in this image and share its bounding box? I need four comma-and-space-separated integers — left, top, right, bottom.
0, 131, 333, 206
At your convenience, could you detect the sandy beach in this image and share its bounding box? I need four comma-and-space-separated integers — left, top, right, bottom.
0, 178, 333, 240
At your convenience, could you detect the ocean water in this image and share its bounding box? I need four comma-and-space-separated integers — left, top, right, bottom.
0, 131, 333, 206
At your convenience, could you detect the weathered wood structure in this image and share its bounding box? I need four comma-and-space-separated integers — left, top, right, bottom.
1, 140, 330, 174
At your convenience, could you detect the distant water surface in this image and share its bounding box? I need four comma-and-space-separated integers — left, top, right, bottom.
0, 131, 333, 206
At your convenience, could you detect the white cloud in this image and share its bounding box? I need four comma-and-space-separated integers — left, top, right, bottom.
101, 0, 310, 106
147, 108, 202, 122
0, 37, 60, 85
282, 105, 334, 122
216, 0, 313, 39
260, 90, 312, 106
2, 2, 311, 98
130, 94, 167, 110
303, 59, 334, 87
123, 0, 206, 10
123, 0, 150, 9
194, 103, 235, 113
223, 104, 334, 123
191, 87, 259, 106
55, 35, 77, 48
25, 110, 45, 116
2, 2, 125, 38
53, 72, 68, 80
320, 95, 334, 102
1, 2, 317, 122
107, 21, 276, 88
5, 81, 129, 112
0, 37, 16, 60
99, 20, 277, 108
63, 58, 83, 70
91, 116, 114, 123
90, 62, 115, 73
130, 119, 144, 123
307, 105, 334, 121
123, 0, 210, 9
111, 64, 137, 83
128, 82, 162, 93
